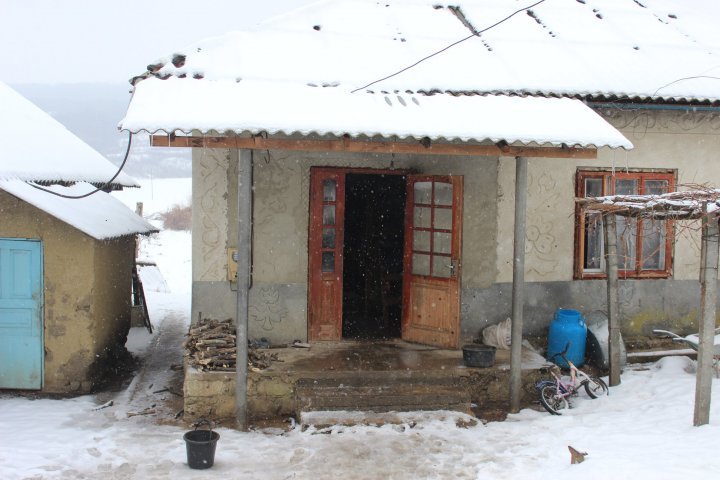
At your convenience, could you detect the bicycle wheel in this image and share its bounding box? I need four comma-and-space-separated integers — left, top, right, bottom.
539, 383, 569, 415
584, 376, 608, 399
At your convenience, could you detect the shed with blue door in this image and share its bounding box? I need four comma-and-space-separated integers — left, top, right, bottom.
0, 181, 156, 393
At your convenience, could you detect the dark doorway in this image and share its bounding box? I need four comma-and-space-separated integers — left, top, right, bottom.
342, 173, 406, 339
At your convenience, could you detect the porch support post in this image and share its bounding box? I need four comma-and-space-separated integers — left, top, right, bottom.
235, 149, 253, 430
694, 208, 718, 426
603, 214, 621, 387
510, 155, 528, 413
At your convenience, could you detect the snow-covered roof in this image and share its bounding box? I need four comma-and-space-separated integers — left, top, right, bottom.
121, 78, 632, 149
0, 180, 158, 240
0, 81, 139, 188
122, 0, 720, 148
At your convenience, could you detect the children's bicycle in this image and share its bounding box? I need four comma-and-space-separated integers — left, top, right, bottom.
536, 343, 608, 415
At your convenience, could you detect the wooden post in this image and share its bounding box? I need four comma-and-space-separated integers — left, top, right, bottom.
694, 208, 718, 426
135, 202, 143, 259
603, 214, 622, 387
235, 149, 253, 430
510, 156, 528, 413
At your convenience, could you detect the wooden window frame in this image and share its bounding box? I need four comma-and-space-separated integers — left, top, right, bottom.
574, 169, 676, 280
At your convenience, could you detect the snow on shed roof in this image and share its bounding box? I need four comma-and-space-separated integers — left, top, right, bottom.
121, 78, 633, 149
0, 82, 139, 188
0, 180, 157, 240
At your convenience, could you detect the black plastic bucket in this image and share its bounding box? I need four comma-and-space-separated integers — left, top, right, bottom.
462, 344, 497, 368
184, 427, 220, 469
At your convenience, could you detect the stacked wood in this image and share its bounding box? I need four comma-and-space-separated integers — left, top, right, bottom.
183, 318, 237, 371
184, 317, 280, 372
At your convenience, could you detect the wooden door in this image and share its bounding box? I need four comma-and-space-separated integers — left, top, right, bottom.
308, 169, 345, 340
0, 238, 43, 389
401, 176, 463, 348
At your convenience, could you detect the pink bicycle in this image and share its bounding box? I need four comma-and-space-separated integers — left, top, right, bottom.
536, 343, 608, 415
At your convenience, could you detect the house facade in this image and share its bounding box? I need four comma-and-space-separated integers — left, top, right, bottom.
121, 0, 720, 351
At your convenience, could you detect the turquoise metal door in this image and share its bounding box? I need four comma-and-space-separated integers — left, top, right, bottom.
0, 239, 43, 389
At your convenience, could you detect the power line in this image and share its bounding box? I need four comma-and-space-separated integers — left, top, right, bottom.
28, 131, 134, 199
351, 0, 546, 94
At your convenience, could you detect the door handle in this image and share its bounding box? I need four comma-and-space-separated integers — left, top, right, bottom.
447, 259, 458, 277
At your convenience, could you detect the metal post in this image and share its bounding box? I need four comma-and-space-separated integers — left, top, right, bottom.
603, 214, 621, 387
510, 156, 528, 413
235, 149, 253, 430
694, 209, 718, 426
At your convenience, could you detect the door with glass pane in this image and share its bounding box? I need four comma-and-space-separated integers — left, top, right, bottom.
308, 169, 345, 340
402, 176, 463, 348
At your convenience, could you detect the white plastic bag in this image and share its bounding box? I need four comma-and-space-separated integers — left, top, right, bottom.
482, 317, 512, 350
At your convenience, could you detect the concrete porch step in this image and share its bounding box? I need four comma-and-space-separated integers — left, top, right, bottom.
295, 375, 471, 414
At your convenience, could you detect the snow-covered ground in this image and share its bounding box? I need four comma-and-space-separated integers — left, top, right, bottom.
2, 178, 720, 479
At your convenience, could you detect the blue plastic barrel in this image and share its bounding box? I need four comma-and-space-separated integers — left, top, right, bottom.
547, 309, 587, 368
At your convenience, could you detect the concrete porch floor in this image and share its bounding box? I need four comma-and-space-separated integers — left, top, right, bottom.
184, 340, 554, 425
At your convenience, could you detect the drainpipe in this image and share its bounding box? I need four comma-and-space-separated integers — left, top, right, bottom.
509, 155, 528, 413
235, 149, 253, 430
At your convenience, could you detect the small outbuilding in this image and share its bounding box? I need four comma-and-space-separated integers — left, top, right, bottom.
0, 82, 156, 392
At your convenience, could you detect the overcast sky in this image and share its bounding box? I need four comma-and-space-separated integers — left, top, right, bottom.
0, 0, 317, 85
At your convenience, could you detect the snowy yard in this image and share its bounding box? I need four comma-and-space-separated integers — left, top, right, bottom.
1, 178, 719, 479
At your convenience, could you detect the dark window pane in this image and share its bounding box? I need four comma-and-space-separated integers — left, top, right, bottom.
322, 228, 335, 249
584, 178, 603, 198
615, 179, 638, 195
583, 212, 603, 270
323, 205, 335, 225
322, 252, 335, 272
323, 179, 336, 201
645, 180, 668, 195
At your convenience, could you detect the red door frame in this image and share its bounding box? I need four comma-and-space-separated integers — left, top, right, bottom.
307, 167, 408, 341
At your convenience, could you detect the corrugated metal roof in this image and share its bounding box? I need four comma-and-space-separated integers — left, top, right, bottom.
0, 81, 139, 188
121, 0, 720, 146
0, 180, 158, 240
128, 0, 720, 102
121, 78, 633, 149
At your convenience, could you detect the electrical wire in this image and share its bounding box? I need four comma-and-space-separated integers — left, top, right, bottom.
28, 131, 134, 199
351, 0, 546, 94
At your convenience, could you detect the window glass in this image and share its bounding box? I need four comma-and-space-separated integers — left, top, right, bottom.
434, 182, 453, 206
584, 178, 603, 198
434, 208, 452, 230
616, 217, 637, 270
414, 182, 432, 205
584, 213, 604, 270
641, 218, 665, 270
615, 179, 638, 195
432, 256, 452, 278
413, 230, 431, 252
412, 253, 430, 276
645, 180, 668, 195
433, 232, 452, 254
323, 205, 335, 226
323, 179, 336, 201
414, 206, 431, 229
322, 228, 335, 249
321, 252, 334, 272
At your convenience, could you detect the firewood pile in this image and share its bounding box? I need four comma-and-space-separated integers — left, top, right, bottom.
183, 318, 280, 372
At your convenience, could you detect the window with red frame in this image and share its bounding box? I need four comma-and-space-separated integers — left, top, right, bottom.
575, 170, 675, 279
